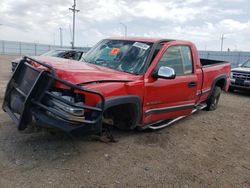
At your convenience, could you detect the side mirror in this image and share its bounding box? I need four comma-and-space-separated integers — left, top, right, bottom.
238, 64, 242, 67
153, 66, 176, 79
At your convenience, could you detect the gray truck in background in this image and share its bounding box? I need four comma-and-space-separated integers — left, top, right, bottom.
230, 59, 250, 91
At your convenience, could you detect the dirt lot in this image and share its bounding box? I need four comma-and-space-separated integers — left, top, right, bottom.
0, 55, 249, 188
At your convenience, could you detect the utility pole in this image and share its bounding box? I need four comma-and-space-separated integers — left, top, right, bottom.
69, 0, 80, 49
59, 27, 63, 48
120, 22, 127, 37
220, 34, 225, 51
53, 32, 55, 46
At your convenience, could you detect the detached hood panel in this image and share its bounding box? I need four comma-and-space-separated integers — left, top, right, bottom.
33, 56, 138, 85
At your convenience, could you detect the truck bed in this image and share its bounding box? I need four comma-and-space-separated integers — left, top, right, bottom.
200, 58, 228, 67
198, 59, 231, 103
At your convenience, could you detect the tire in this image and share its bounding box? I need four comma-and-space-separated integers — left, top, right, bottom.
205, 86, 221, 111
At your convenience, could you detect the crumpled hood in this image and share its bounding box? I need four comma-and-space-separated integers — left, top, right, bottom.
32, 56, 137, 85
232, 67, 250, 73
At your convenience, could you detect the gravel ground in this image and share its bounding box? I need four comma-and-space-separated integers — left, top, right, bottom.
0, 55, 249, 188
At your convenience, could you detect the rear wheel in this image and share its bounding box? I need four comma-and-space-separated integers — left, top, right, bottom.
205, 86, 221, 111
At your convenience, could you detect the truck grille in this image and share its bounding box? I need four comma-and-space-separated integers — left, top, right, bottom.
17, 64, 40, 95
232, 72, 250, 81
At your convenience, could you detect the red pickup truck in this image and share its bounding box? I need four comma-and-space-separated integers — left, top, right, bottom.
3, 37, 231, 134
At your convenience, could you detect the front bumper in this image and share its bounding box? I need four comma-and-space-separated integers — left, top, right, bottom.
230, 78, 250, 90
2, 56, 105, 134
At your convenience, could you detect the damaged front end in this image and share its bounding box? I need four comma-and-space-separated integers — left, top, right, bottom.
2, 56, 105, 134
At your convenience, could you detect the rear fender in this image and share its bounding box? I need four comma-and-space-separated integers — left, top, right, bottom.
209, 74, 227, 98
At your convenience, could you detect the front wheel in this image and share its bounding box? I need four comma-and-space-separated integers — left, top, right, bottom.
205, 86, 221, 111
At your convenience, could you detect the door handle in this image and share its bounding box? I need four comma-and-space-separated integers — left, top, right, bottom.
188, 81, 197, 88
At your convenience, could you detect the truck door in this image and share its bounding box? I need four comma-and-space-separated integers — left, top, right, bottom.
143, 44, 198, 124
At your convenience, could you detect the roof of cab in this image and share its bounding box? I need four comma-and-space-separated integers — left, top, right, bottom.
107, 36, 175, 43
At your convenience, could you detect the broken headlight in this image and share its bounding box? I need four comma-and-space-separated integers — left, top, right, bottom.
44, 90, 86, 123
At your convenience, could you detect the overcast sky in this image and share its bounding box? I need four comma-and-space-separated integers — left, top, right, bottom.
0, 0, 250, 51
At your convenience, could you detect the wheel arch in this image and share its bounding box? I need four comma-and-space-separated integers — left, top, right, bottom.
103, 95, 142, 129
211, 74, 227, 91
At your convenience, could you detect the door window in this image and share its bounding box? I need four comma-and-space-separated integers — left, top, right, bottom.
156, 45, 193, 76
181, 46, 193, 74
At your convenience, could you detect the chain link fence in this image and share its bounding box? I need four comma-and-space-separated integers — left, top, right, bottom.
1, 40, 250, 68
0, 40, 90, 56
199, 51, 250, 68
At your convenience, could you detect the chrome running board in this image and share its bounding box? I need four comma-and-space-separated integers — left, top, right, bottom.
145, 103, 207, 130
147, 116, 186, 130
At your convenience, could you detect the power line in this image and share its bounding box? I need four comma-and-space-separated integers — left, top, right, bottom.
69, 0, 80, 49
